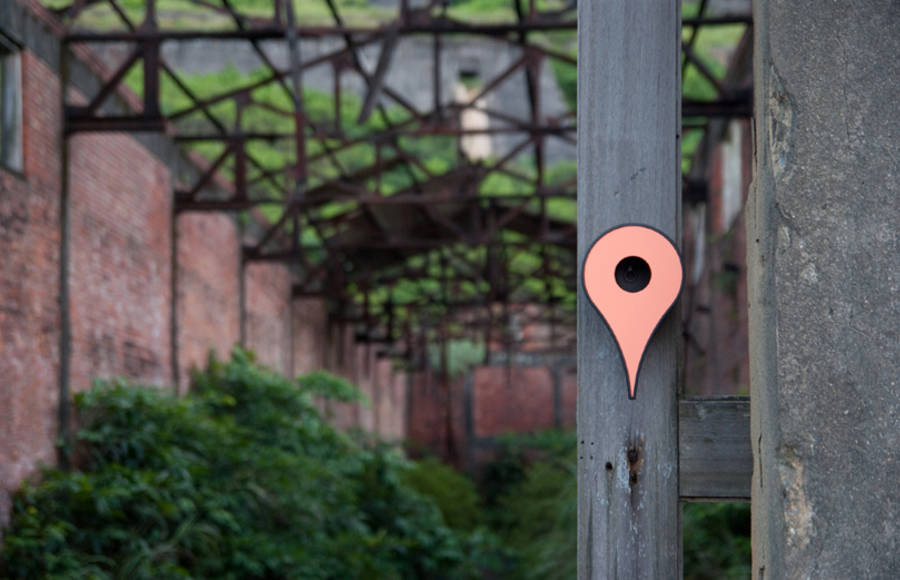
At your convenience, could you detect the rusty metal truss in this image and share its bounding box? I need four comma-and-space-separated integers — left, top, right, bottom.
52, 0, 752, 363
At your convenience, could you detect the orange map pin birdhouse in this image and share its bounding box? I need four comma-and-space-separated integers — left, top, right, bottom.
583, 225, 683, 399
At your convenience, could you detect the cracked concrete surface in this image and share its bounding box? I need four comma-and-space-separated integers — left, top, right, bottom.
749, 1, 900, 578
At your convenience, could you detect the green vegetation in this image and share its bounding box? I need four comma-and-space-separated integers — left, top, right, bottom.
446, 0, 571, 22
486, 430, 577, 580
550, 57, 577, 112
0, 351, 502, 579
44, 0, 573, 30
683, 502, 752, 580
427, 339, 487, 378
43, 1, 396, 29
402, 458, 482, 531
0, 353, 749, 578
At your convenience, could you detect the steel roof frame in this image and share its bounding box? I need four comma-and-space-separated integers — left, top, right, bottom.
52, 0, 751, 361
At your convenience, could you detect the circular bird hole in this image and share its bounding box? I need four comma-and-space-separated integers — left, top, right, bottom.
614, 256, 651, 292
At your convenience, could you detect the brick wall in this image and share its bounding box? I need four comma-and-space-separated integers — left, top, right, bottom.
176, 212, 240, 386
355, 345, 377, 432
68, 132, 173, 392
407, 357, 576, 470
407, 369, 467, 467
290, 312, 409, 440
0, 51, 62, 527
244, 262, 292, 375
560, 365, 577, 427
0, 0, 412, 531
472, 366, 555, 437
291, 297, 328, 374
374, 358, 407, 441
325, 323, 363, 430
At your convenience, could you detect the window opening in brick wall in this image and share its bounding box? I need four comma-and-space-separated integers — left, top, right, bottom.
0, 33, 23, 173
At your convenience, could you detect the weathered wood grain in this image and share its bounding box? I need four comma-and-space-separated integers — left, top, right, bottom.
679, 398, 752, 500
577, 1, 682, 578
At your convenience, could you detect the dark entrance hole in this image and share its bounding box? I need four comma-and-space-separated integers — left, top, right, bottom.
615, 256, 651, 292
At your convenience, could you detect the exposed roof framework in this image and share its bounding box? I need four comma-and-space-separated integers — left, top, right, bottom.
50, 0, 751, 364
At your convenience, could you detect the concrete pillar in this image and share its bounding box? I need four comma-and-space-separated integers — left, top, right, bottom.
749, 2, 899, 578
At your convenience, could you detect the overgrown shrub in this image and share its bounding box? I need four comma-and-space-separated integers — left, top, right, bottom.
0, 350, 749, 579
401, 458, 482, 532
497, 460, 577, 580
481, 430, 577, 580
0, 350, 500, 579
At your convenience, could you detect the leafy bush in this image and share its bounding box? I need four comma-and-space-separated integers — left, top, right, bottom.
1, 350, 500, 579
496, 460, 576, 580
0, 351, 749, 579
476, 431, 576, 580
401, 458, 482, 532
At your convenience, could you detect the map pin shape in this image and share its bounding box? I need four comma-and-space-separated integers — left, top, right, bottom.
583, 225, 683, 399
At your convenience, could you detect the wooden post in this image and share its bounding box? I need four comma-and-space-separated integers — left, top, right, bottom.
577, 2, 681, 578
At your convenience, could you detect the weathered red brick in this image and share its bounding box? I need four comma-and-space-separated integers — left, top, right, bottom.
560, 365, 577, 428
291, 297, 328, 375
472, 366, 555, 437
0, 50, 62, 528
245, 262, 291, 375
176, 212, 240, 387
68, 131, 172, 393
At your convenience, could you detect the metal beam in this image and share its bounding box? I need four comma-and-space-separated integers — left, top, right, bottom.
61, 15, 751, 44
64, 20, 579, 43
